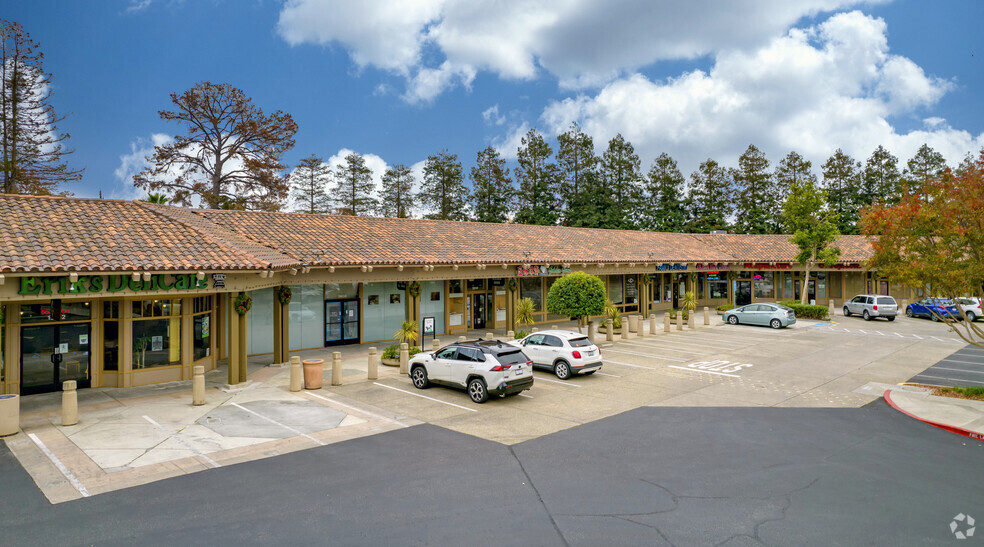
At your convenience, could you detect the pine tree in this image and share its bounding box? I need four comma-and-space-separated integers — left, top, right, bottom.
379, 164, 416, 218
732, 144, 774, 234
642, 153, 687, 232
901, 143, 947, 197
599, 133, 644, 230
514, 128, 560, 225
821, 149, 862, 234
556, 122, 600, 227
332, 152, 377, 216
685, 159, 732, 233
862, 145, 901, 206
290, 155, 333, 214
420, 150, 469, 221
1, 19, 83, 194
470, 146, 514, 223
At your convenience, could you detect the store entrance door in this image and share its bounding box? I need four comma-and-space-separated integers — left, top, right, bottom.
325, 299, 360, 346
20, 323, 91, 395
472, 294, 487, 330
736, 281, 752, 306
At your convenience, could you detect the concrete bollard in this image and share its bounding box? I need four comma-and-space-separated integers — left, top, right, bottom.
829, 299, 836, 316
621, 319, 629, 339
688, 313, 695, 329
192, 365, 206, 406
606, 319, 614, 342
432, 339, 441, 351
368, 347, 378, 381
332, 351, 343, 386
676, 311, 683, 331
628, 315, 638, 333
486, 332, 494, 339
289, 356, 302, 392
62, 380, 78, 426
650, 314, 657, 335
507, 330, 515, 340
551, 325, 558, 330
458, 336, 466, 343
704, 307, 710, 326
639, 315, 646, 338
531, 327, 539, 333
664, 313, 671, 333
399, 343, 409, 375
900, 299, 908, 311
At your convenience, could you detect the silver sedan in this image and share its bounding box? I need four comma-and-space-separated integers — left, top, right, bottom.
723, 303, 797, 329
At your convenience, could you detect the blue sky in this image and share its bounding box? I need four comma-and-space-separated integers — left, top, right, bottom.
6, 0, 983, 204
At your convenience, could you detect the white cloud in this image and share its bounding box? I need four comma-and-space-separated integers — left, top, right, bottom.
482, 104, 506, 126
113, 133, 173, 197
489, 121, 530, 160
276, 0, 873, 102
535, 11, 983, 178
327, 148, 390, 197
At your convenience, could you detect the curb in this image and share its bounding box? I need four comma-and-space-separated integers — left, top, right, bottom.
883, 389, 984, 442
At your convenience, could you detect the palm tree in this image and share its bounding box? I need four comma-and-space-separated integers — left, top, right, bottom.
394, 320, 419, 347
145, 192, 170, 204
515, 297, 536, 332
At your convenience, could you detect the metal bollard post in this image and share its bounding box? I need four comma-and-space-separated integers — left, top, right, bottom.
289, 355, 302, 392
399, 343, 410, 375
606, 319, 614, 342
664, 313, 671, 333
704, 307, 710, 326
62, 380, 78, 426
368, 347, 378, 381
676, 311, 683, 331
332, 351, 343, 386
193, 365, 206, 406
432, 339, 441, 351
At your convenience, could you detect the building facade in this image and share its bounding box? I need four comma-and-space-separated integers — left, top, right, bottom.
0, 195, 913, 396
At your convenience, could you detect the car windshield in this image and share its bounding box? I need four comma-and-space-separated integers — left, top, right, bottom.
496, 350, 529, 365
876, 297, 896, 305
568, 337, 592, 348
955, 298, 978, 305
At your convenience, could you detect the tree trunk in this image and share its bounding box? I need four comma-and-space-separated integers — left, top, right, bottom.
801, 262, 811, 305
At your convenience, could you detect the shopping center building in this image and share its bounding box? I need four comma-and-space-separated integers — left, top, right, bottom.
0, 194, 912, 396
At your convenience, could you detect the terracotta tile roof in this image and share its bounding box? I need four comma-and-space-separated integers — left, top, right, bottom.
0, 194, 874, 273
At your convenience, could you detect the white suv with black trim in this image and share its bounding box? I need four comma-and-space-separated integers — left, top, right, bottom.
407, 339, 534, 403
843, 294, 898, 321
509, 330, 603, 379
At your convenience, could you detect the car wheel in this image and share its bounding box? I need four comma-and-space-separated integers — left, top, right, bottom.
863, 310, 871, 321
727, 315, 739, 325
467, 378, 489, 404
770, 318, 782, 329
905, 308, 913, 318
410, 366, 429, 389
931, 313, 940, 322
554, 360, 572, 380
843, 307, 851, 317
886, 316, 895, 321
967, 311, 977, 322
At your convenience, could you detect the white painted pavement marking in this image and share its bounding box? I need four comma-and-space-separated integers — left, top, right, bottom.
230, 402, 327, 445
303, 391, 409, 428
912, 334, 922, 339
604, 359, 657, 370
932, 366, 984, 375
533, 374, 582, 387
518, 393, 534, 399
604, 348, 687, 361
372, 382, 478, 412
667, 365, 741, 378
594, 371, 620, 378
619, 341, 705, 354
27, 433, 90, 498
143, 415, 220, 468
912, 374, 984, 386
896, 332, 905, 338
931, 336, 946, 342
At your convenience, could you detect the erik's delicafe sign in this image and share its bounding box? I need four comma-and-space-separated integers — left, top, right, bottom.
18, 274, 211, 296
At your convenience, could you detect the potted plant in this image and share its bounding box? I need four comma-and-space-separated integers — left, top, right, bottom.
133, 336, 150, 368
514, 297, 536, 335
380, 344, 401, 367
596, 300, 622, 334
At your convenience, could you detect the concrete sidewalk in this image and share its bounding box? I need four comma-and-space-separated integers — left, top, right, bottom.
883, 386, 984, 441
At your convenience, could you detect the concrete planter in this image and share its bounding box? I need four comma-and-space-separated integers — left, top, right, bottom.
380, 358, 400, 367
0, 394, 19, 437
595, 325, 622, 335
302, 359, 324, 389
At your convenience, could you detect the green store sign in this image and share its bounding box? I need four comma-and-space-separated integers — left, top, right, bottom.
18, 274, 210, 296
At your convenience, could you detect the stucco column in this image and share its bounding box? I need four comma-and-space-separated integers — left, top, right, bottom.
121, 297, 133, 388
238, 311, 248, 383
280, 298, 290, 364
228, 307, 240, 385
273, 297, 283, 366
216, 293, 227, 360
506, 287, 516, 333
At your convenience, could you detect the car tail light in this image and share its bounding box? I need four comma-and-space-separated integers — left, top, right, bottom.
873, 305, 878, 310
572, 350, 582, 359
527, 360, 533, 366
490, 364, 512, 371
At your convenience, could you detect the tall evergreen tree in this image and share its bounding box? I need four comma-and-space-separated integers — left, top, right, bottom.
420, 150, 469, 221
732, 144, 774, 234
685, 159, 733, 233
782, 179, 841, 304
332, 152, 377, 216
642, 153, 687, 232
1, 19, 83, 194
514, 128, 560, 225
599, 133, 644, 229
862, 145, 901, 205
470, 146, 514, 223
379, 164, 416, 218
902, 143, 947, 197
290, 154, 333, 214
821, 149, 862, 234
556, 122, 600, 227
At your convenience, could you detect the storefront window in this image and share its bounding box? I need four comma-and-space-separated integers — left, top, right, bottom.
1, 304, 5, 381
192, 296, 212, 361
448, 279, 463, 296
810, 272, 827, 299
608, 275, 623, 305
325, 283, 358, 299
707, 272, 727, 299
103, 301, 120, 371
753, 272, 774, 299
466, 279, 486, 291
21, 301, 91, 323
132, 299, 181, 368
696, 273, 705, 299
624, 275, 638, 311
521, 277, 542, 311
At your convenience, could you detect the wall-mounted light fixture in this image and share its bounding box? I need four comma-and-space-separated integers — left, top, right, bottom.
196, 271, 205, 281
290, 268, 298, 275
0, 274, 5, 285
397, 265, 404, 271
69, 273, 79, 283
132, 272, 140, 282
142, 272, 151, 282
452, 264, 459, 271
329, 266, 335, 273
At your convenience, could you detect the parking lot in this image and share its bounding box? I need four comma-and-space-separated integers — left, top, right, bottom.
327, 312, 974, 445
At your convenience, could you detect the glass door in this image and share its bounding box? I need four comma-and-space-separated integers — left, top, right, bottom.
325, 299, 360, 346
473, 294, 486, 329
736, 281, 752, 306
20, 324, 91, 395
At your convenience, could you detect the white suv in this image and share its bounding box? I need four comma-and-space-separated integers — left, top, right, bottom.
408, 340, 534, 403
509, 330, 603, 379
843, 294, 898, 321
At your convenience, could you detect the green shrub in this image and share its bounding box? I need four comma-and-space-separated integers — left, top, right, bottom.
515, 330, 529, 339
408, 346, 422, 358
778, 301, 830, 320
716, 304, 735, 312
942, 386, 984, 398
669, 309, 690, 320
382, 344, 421, 359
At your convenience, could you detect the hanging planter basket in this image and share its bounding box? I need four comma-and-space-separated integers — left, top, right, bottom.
277, 285, 292, 306
234, 293, 252, 315
507, 278, 518, 293
408, 281, 421, 299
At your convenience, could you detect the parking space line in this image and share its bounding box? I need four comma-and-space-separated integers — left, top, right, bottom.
620, 341, 704, 354
911, 374, 984, 386
933, 366, 984, 375
28, 433, 90, 498
372, 382, 478, 412
533, 375, 582, 387
518, 393, 534, 399
230, 402, 327, 444
912, 334, 922, 339
594, 371, 620, 378
143, 415, 221, 468
896, 332, 905, 337
303, 391, 409, 428
667, 365, 740, 378
939, 358, 984, 366
605, 348, 686, 361
604, 359, 656, 370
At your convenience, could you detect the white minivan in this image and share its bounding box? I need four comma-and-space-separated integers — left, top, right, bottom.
843, 294, 898, 321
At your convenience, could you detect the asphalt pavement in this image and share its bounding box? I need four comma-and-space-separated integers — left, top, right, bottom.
2, 400, 982, 546
909, 343, 984, 387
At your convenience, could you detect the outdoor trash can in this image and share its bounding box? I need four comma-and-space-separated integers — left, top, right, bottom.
302, 359, 324, 389
0, 394, 19, 436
